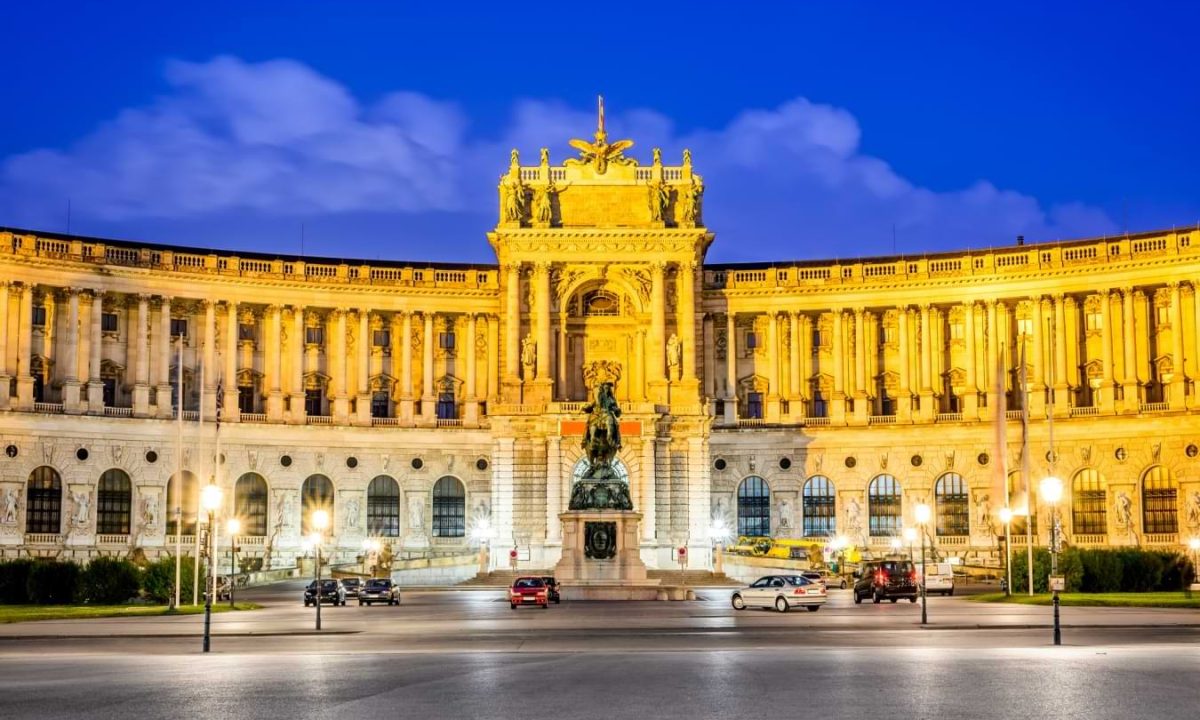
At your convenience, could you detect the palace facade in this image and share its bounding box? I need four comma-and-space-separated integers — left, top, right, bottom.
2, 116, 1199, 579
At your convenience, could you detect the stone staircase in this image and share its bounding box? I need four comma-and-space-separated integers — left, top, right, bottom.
458, 570, 553, 587
647, 569, 738, 586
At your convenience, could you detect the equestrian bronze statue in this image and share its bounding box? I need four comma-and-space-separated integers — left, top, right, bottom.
569, 381, 634, 510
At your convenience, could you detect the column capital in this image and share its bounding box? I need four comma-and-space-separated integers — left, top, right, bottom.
1167, 280, 1181, 291
199, 298, 215, 310
501, 261, 521, 274
650, 260, 667, 274
533, 260, 551, 274
678, 259, 698, 272
158, 294, 173, 306
853, 307, 865, 318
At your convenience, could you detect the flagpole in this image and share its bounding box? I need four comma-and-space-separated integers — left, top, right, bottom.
195, 344, 205, 603
1021, 335, 1033, 595
174, 337, 183, 609
996, 341, 1011, 596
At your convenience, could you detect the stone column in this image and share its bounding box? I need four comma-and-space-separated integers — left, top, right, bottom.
355, 309, 371, 425
851, 308, 867, 424
266, 304, 285, 421
897, 306, 912, 421
534, 263, 551, 383
465, 313, 480, 424
963, 301, 979, 419
799, 314, 813, 416
421, 312, 435, 421
61, 288, 82, 411
1028, 296, 1046, 417
984, 301, 1000, 419
641, 439, 658, 543
290, 306, 306, 424
487, 314, 500, 404
634, 328, 646, 401
223, 302, 239, 420
830, 309, 847, 424
399, 311, 414, 424
85, 290, 104, 413
679, 260, 698, 383
724, 312, 737, 423
766, 311, 781, 421
1193, 282, 1200, 405
200, 300, 216, 418
703, 313, 717, 400
0, 283, 9, 409
1120, 288, 1137, 412
155, 296, 173, 418
131, 293, 151, 416
789, 311, 802, 410
1052, 294, 1069, 416
1169, 282, 1185, 408
504, 263, 520, 386
1096, 291, 1114, 413
555, 313, 567, 400
917, 304, 933, 421
649, 261, 667, 400
545, 436, 562, 543
329, 308, 347, 422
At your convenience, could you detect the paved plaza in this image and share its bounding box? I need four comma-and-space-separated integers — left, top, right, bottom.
1, 582, 1198, 719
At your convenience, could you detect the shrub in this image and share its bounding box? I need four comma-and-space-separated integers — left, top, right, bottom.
80, 557, 142, 604
0, 559, 36, 604
141, 556, 204, 604
26, 560, 81, 604
1012, 547, 1195, 593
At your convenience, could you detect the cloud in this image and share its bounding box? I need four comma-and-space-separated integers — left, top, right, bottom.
0, 56, 1118, 262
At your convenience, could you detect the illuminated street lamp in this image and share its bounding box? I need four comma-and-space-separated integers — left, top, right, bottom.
1189, 538, 1200, 592
311, 509, 329, 631
998, 507, 1014, 596
902, 526, 916, 563
914, 503, 932, 625
226, 518, 241, 609
362, 537, 381, 576
708, 519, 732, 574
1040, 475, 1064, 646
890, 537, 902, 555
831, 534, 849, 578
199, 483, 223, 653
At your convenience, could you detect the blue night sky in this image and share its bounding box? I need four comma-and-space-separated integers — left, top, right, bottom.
1, 1, 1197, 264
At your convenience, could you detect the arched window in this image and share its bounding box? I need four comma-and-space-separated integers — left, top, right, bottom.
96, 469, 132, 535
737, 476, 770, 537
1071, 469, 1107, 536
432, 476, 465, 538
166, 471, 198, 536
1141, 466, 1178, 535
802, 475, 836, 537
26, 466, 62, 534
367, 476, 401, 537
234, 473, 269, 536
934, 473, 969, 536
868, 474, 901, 537
301, 474, 335, 535
571, 457, 629, 483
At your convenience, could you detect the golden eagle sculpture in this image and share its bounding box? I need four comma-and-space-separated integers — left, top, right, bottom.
568, 95, 634, 174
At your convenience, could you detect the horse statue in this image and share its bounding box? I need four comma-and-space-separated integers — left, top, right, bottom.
570, 381, 633, 510
581, 381, 622, 479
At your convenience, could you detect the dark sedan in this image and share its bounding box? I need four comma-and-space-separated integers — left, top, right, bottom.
303, 579, 347, 606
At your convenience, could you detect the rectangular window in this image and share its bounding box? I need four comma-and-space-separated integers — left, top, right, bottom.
811, 392, 827, 419
102, 378, 117, 407
436, 392, 457, 420
950, 323, 964, 340
745, 331, 758, 350
31, 306, 46, 327
238, 385, 255, 414
1086, 312, 1102, 332
1017, 318, 1033, 336
304, 389, 324, 416
881, 325, 896, 344
373, 330, 390, 347
745, 392, 763, 419
811, 328, 822, 349
170, 318, 188, 338
371, 391, 389, 418
238, 323, 255, 342
101, 313, 119, 333
1156, 306, 1170, 325
305, 326, 324, 345
439, 332, 455, 350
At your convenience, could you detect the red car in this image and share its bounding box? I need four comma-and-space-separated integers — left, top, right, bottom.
509, 576, 550, 609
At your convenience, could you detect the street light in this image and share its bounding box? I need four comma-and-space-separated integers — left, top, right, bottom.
890, 537, 902, 555
902, 527, 916, 563
199, 483, 223, 653
914, 503, 931, 625
831, 534, 849, 578
1039, 475, 1064, 646
1189, 538, 1200, 592
311, 509, 329, 631
362, 537, 381, 576
708, 519, 732, 575
998, 507, 1013, 596
226, 518, 241, 609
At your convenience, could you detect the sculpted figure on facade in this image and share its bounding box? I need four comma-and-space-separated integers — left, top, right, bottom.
499, 175, 526, 223
344, 496, 361, 530
567, 95, 633, 174
647, 179, 670, 222
521, 334, 536, 377
408, 495, 425, 531
778, 496, 795, 534
532, 179, 566, 225
1, 488, 18, 525
666, 333, 682, 378
676, 176, 703, 225
1186, 490, 1200, 531
71, 490, 91, 527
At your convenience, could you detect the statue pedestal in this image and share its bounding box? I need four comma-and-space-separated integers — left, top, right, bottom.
555, 510, 660, 599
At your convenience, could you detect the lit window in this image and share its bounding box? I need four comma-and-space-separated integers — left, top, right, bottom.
439, 332, 455, 350
305, 326, 324, 345
1017, 318, 1033, 336
1086, 312, 1102, 332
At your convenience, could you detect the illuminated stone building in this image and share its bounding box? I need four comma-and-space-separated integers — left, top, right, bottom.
2, 111, 1199, 579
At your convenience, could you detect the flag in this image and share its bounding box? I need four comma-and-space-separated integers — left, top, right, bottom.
995, 342, 1008, 509
215, 382, 224, 431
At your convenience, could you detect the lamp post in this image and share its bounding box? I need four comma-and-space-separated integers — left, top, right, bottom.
1040, 475, 1064, 646
915, 503, 931, 625
832, 534, 848, 578
708, 519, 731, 575
998, 507, 1013, 596
1189, 538, 1200, 592
311, 509, 329, 631
903, 527, 916, 563
890, 537, 902, 556
226, 518, 241, 609
199, 483, 223, 653
362, 537, 381, 576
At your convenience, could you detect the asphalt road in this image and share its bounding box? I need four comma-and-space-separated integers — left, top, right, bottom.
1, 582, 1198, 719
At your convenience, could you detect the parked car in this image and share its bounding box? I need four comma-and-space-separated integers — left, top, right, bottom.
801, 569, 848, 590
340, 577, 363, 599
359, 578, 401, 606
303, 579, 347, 606
730, 574, 827, 612
510, 576, 550, 609
920, 562, 956, 596
540, 576, 562, 604
852, 560, 918, 604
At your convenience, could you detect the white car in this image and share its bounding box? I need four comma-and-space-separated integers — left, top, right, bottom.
731, 574, 827, 612
801, 569, 848, 590
920, 562, 956, 596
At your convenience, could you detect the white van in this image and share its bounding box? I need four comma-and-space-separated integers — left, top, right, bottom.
921, 562, 955, 596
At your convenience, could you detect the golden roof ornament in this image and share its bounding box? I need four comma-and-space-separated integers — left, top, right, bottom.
568, 95, 634, 174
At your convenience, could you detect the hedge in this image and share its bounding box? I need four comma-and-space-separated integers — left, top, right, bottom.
1008, 547, 1195, 594
80, 557, 142, 604
0, 556, 208, 605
